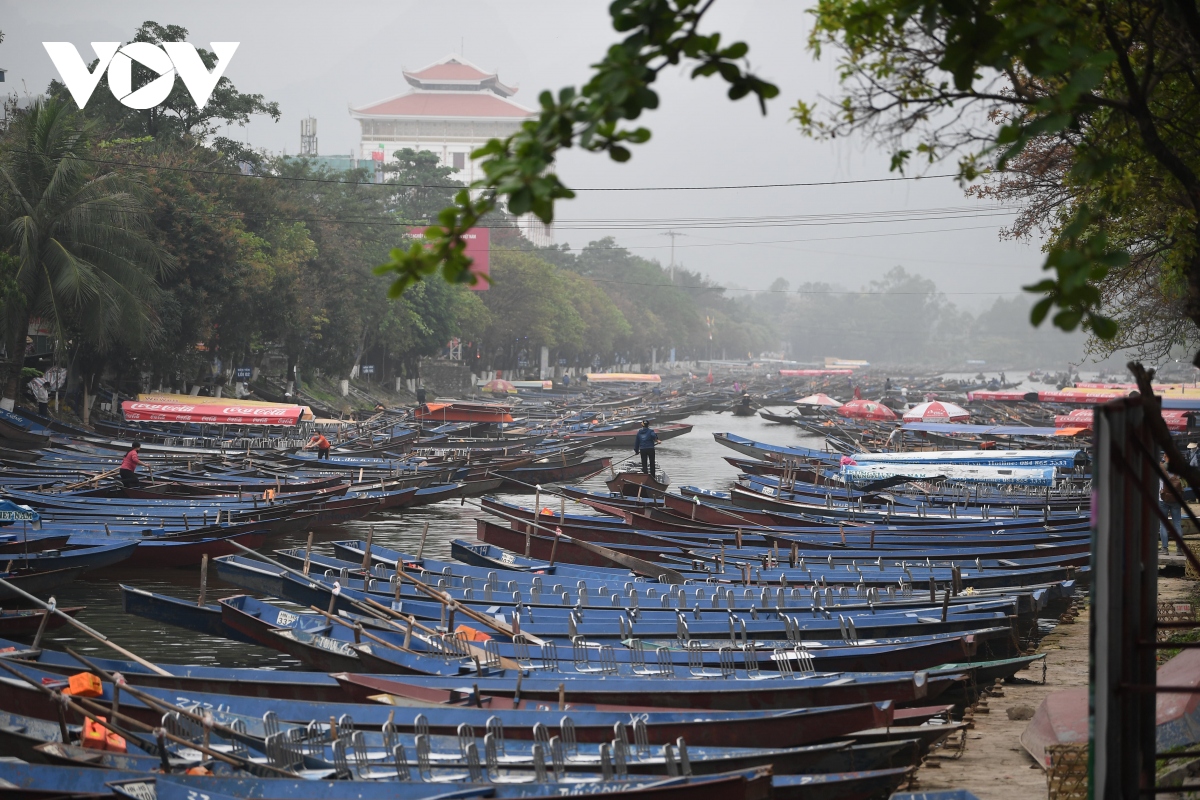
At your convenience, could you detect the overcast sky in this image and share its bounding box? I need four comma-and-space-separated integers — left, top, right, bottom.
2, 0, 1048, 312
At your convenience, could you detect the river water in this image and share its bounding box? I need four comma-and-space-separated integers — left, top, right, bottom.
42, 410, 825, 668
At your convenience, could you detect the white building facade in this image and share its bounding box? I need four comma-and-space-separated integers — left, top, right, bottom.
350, 55, 552, 246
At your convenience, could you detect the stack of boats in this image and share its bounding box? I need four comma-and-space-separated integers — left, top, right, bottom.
0, 383, 1095, 798
0, 397, 699, 602
0, 430, 1086, 799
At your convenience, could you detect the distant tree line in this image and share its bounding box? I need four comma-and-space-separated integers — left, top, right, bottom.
748, 267, 1090, 368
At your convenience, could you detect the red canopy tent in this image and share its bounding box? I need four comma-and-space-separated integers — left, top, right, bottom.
836, 399, 897, 421
122, 401, 305, 426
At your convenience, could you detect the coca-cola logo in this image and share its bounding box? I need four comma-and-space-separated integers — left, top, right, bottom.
129, 402, 198, 413
221, 406, 293, 416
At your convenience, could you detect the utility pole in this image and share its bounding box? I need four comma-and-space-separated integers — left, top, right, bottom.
660, 230, 685, 282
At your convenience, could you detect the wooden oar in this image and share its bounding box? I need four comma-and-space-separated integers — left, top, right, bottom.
56, 467, 120, 492
227, 542, 541, 646
308, 605, 521, 672
469, 497, 687, 584
0, 577, 170, 676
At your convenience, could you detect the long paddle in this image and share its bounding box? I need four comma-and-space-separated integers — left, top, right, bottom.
307, 605, 522, 672
0, 577, 170, 676
469, 497, 687, 584
227, 541, 538, 646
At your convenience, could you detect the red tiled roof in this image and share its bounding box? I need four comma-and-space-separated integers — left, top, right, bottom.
354, 92, 532, 118
409, 61, 492, 81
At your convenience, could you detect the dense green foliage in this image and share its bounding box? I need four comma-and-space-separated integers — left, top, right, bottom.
0, 98, 170, 406
0, 22, 500, 400
478, 237, 774, 372
796, 0, 1200, 361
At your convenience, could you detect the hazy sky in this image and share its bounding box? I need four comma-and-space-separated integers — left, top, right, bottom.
2, 0, 1047, 311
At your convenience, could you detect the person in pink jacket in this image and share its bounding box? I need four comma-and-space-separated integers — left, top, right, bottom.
120, 441, 142, 488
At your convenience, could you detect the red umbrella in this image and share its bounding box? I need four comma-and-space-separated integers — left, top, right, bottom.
837, 399, 897, 421
901, 400, 970, 422
795, 393, 843, 408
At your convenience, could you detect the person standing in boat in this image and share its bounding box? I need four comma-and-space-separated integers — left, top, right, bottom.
120, 441, 142, 488
29, 376, 50, 417
634, 420, 660, 476
305, 432, 331, 460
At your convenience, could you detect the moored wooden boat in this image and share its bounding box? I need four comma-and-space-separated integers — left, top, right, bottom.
0, 606, 81, 637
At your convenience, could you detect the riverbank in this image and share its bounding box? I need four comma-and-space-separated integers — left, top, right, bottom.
912, 574, 1193, 798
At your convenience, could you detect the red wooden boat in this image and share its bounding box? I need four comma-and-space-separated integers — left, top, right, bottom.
123, 530, 270, 568
565, 423, 694, 448
497, 456, 613, 489
0, 535, 70, 555
415, 401, 514, 424
0, 606, 82, 637
606, 470, 670, 494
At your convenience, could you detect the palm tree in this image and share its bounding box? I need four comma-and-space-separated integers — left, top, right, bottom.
0, 98, 171, 416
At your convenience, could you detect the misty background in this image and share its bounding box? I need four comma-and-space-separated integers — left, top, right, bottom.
0, 0, 1104, 368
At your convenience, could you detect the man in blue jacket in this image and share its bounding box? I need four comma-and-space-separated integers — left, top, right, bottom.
634, 420, 660, 476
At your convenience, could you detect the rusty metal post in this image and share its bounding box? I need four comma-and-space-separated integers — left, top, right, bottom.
1092, 396, 1159, 798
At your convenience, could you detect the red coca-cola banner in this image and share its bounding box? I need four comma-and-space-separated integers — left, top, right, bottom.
1036, 390, 1132, 403
121, 401, 305, 426
964, 390, 1028, 401
1055, 407, 1192, 431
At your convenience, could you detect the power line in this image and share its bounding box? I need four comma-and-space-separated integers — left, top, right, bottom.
547, 210, 1016, 231
27, 149, 960, 192
580, 275, 1020, 295
552, 205, 1002, 225
535, 225, 1032, 272
83, 201, 1014, 233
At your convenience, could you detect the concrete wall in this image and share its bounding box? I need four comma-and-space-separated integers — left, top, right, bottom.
420, 359, 474, 398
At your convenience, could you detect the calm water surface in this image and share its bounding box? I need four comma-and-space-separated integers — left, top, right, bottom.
44, 411, 825, 667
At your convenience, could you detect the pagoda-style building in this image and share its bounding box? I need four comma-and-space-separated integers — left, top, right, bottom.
350, 55, 534, 184
350, 55, 550, 244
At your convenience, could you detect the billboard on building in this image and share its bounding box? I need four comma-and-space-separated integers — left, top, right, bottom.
408, 227, 490, 290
